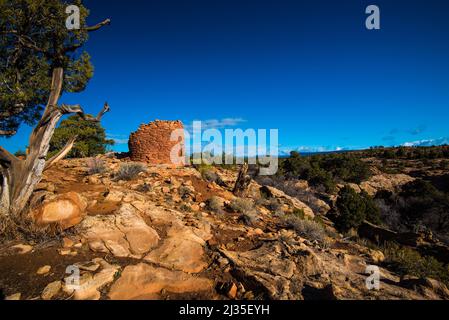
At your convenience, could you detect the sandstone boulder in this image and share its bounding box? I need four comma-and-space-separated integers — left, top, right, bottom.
260, 186, 315, 218
144, 222, 208, 273
79, 204, 159, 258
42, 281, 62, 300
360, 174, 415, 196
220, 242, 323, 299
64, 259, 120, 300
32, 192, 87, 230
108, 263, 213, 300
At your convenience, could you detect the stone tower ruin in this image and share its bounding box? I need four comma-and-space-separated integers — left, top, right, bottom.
128, 120, 186, 166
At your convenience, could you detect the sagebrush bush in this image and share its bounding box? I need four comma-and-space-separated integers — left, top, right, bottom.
198, 165, 227, 187
87, 158, 106, 175
207, 196, 224, 213
115, 162, 146, 181
241, 211, 259, 226
229, 198, 254, 214
179, 185, 193, 198
285, 216, 327, 244
229, 198, 259, 226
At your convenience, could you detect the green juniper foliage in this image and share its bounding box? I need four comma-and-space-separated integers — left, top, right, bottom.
278, 152, 372, 193
0, 0, 96, 136
335, 186, 381, 232
48, 115, 114, 159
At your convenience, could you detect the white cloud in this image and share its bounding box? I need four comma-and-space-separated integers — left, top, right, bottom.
402, 137, 449, 147
184, 118, 246, 132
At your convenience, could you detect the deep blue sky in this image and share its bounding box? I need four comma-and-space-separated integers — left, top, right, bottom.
2, 0, 449, 154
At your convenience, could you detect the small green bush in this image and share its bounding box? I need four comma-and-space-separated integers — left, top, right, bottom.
383, 242, 449, 285
292, 208, 306, 220
115, 162, 146, 181
335, 186, 381, 232
49, 115, 114, 159
278, 152, 371, 193
230, 198, 259, 226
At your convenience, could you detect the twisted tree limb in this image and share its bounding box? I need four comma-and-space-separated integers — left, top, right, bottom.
0, 68, 110, 217
0, 130, 17, 137
44, 136, 77, 171
85, 19, 111, 32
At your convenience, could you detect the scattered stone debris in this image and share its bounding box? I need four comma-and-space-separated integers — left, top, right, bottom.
1, 155, 448, 301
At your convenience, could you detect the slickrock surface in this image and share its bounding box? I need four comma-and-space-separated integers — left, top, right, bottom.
1, 156, 449, 301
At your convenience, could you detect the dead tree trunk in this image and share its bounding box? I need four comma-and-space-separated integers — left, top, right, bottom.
233, 163, 252, 196
0, 68, 109, 220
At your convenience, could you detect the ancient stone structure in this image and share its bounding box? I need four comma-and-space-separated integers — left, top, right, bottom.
128, 120, 185, 166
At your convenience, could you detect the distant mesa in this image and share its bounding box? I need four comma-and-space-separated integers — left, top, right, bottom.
128, 120, 185, 166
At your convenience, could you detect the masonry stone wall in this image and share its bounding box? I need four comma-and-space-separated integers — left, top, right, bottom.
128, 120, 185, 166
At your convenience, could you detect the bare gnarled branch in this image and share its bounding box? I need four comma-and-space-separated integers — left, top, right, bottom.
85, 19, 111, 32
60, 102, 110, 122
0, 146, 18, 167
44, 136, 77, 170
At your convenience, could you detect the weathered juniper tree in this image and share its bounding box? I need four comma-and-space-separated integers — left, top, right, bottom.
0, 0, 110, 226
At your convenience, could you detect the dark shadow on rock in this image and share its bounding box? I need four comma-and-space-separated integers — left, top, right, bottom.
302, 284, 337, 301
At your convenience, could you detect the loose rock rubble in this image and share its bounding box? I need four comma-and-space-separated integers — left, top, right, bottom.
1, 156, 448, 301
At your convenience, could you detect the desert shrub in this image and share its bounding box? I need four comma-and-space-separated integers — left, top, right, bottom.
240, 211, 259, 226
49, 115, 114, 159
179, 185, 193, 198
207, 196, 224, 213
198, 165, 227, 187
230, 198, 259, 226
229, 198, 254, 214
373, 180, 449, 239
114, 162, 146, 181
383, 242, 449, 285
285, 215, 327, 244
335, 186, 381, 232
292, 208, 306, 220
278, 152, 371, 193
86, 158, 106, 175
398, 180, 449, 232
